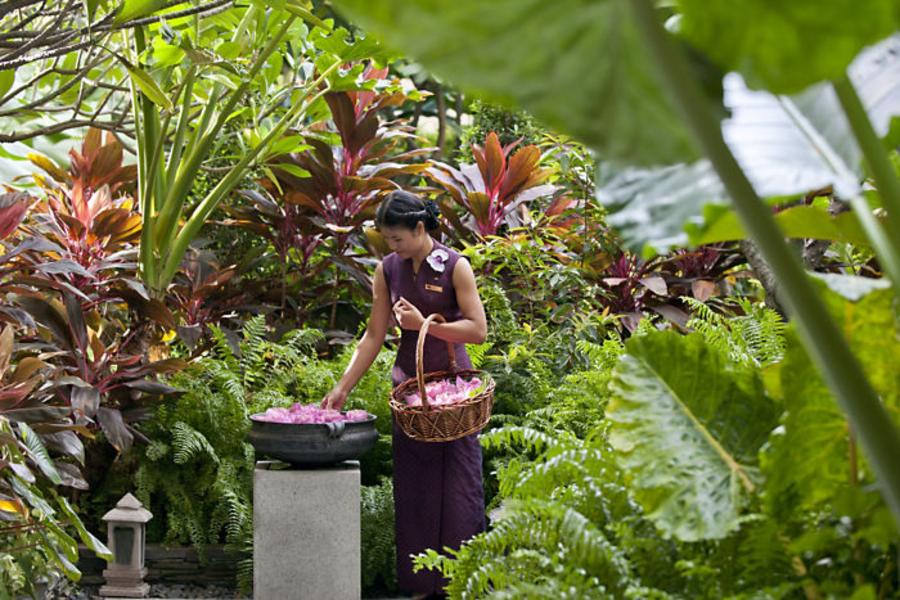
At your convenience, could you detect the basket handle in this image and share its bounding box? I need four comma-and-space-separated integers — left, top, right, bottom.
415, 313, 458, 410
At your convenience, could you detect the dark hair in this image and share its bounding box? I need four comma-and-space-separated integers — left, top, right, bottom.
375, 190, 440, 232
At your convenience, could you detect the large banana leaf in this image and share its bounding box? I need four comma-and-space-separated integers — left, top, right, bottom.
599, 35, 900, 254
331, 0, 699, 166
607, 331, 778, 541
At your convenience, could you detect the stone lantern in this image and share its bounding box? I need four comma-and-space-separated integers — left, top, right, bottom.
99, 493, 153, 598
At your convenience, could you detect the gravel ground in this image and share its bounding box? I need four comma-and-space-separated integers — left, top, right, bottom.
46, 582, 249, 599
55, 583, 408, 599
47, 575, 408, 599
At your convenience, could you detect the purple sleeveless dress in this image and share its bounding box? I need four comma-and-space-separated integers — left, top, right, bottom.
382, 239, 486, 595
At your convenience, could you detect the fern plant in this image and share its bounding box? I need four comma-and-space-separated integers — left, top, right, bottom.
412, 316, 898, 598
682, 297, 786, 368
93, 316, 404, 594
360, 477, 397, 593
413, 420, 667, 598
112, 318, 328, 590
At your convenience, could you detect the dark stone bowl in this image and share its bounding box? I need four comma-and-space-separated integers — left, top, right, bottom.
247, 414, 379, 468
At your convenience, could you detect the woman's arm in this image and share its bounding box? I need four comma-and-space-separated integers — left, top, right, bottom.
322, 263, 392, 409
393, 257, 487, 344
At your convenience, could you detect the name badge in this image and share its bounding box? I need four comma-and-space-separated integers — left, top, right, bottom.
425, 283, 443, 293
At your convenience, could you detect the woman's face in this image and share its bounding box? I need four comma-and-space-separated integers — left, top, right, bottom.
380, 223, 426, 258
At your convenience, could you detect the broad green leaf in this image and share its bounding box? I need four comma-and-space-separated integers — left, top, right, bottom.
677, 0, 898, 94
216, 41, 242, 61
607, 331, 778, 541
271, 163, 311, 179
55, 494, 113, 560
308, 25, 390, 64
40, 528, 82, 580
266, 135, 311, 157
597, 160, 724, 257
331, 0, 699, 166
151, 36, 186, 68
809, 272, 893, 301
849, 35, 900, 140
267, 135, 312, 156
762, 282, 900, 518
9, 473, 56, 516
689, 204, 871, 247
114, 0, 168, 24
43, 518, 79, 562
600, 37, 900, 253
18, 422, 62, 485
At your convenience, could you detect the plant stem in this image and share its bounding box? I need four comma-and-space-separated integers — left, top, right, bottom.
128, 27, 155, 288
630, 0, 900, 523
154, 5, 273, 258
165, 65, 196, 191
845, 192, 900, 290
159, 66, 339, 286
833, 75, 900, 245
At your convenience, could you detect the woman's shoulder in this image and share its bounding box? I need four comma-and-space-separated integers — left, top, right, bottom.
381, 251, 400, 268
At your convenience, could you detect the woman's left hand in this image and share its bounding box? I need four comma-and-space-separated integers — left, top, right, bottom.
393, 296, 424, 331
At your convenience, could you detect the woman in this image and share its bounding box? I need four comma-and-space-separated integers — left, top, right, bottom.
322, 190, 488, 599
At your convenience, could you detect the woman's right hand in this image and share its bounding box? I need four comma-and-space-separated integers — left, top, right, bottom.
321, 386, 349, 411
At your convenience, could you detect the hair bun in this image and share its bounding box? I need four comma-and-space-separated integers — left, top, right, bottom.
424, 199, 441, 218
423, 200, 441, 231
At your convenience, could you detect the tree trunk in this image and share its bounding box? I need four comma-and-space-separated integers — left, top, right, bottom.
740, 239, 787, 317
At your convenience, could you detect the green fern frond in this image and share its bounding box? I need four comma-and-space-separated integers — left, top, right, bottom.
480, 425, 567, 455
145, 440, 169, 461
171, 422, 220, 465
208, 325, 240, 371
683, 296, 786, 367
466, 342, 493, 369
282, 328, 324, 355
419, 499, 633, 598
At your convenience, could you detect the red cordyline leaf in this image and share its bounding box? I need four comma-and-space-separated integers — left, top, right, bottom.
428, 131, 555, 238
0, 193, 31, 240
265, 73, 430, 247
66, 129, 136, 228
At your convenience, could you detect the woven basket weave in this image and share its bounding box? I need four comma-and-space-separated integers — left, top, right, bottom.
390, 313, 494, 442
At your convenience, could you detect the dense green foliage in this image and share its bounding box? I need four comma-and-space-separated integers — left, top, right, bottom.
3, 0, 900, 597
414, 298, 900, 598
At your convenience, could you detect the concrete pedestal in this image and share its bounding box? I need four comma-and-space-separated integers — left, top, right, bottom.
98, 566, 150, 598
253, 460, 360, 600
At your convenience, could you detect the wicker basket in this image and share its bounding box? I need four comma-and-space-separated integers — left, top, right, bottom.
390, 313, 495, 442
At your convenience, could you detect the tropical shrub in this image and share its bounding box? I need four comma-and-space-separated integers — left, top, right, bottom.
414, 299, 899, 598
463, 232, 603, 328
89, 316, 398, 592
1, 129, 183, 459
0, 326, 111, 597
252, 64, 430, 329
428, 131, 555, 239
456, 99, 541, 155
